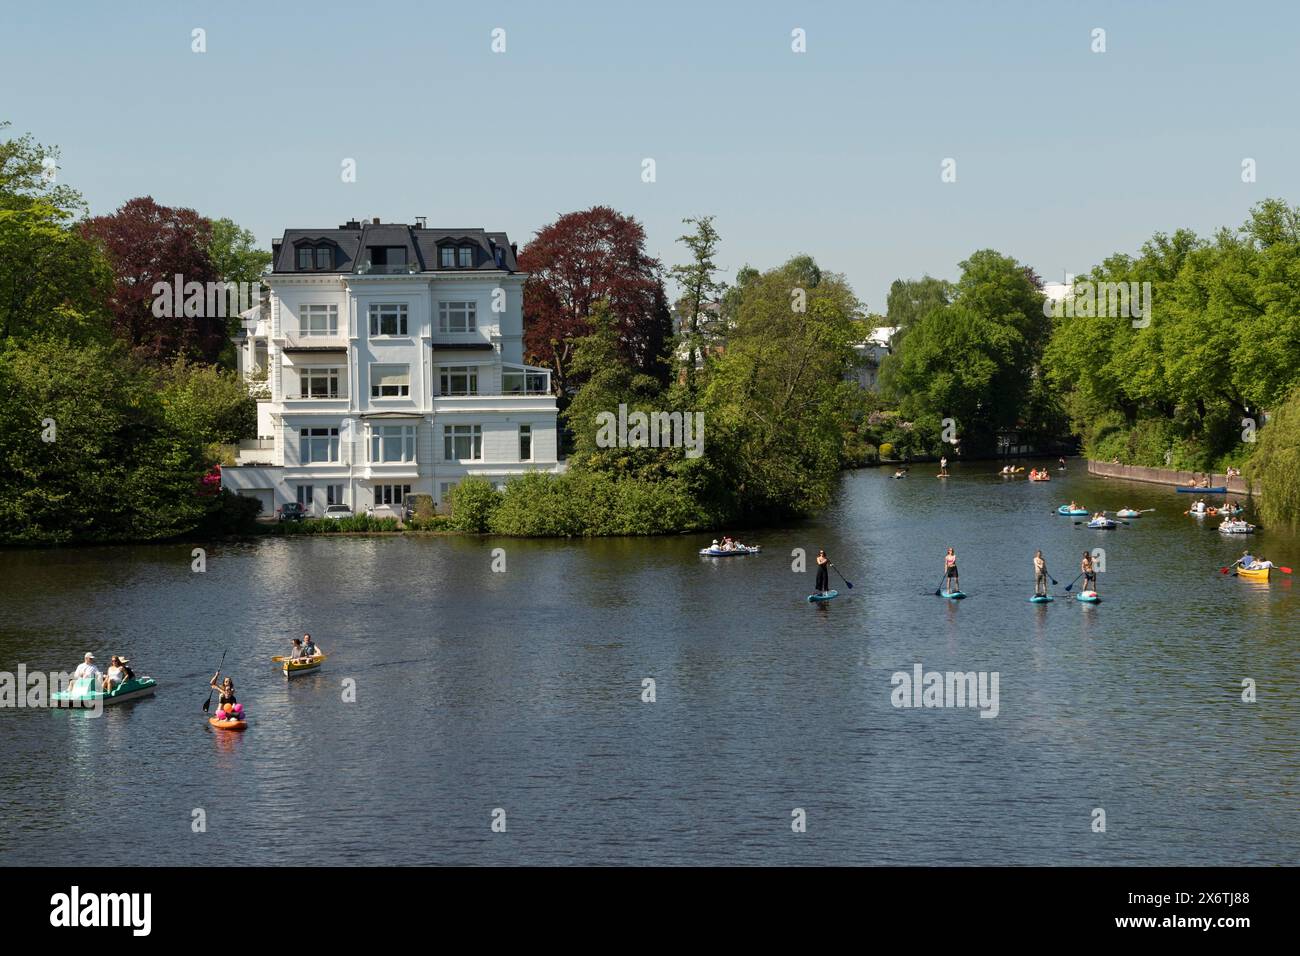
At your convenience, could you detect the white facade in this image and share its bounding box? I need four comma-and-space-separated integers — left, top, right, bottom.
223, 258, 560, 517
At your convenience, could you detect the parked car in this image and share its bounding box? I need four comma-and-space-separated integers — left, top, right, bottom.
323, 505, 354, 520
277, 501, 308, 522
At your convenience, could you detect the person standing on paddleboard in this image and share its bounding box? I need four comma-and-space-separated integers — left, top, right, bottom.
815, 550, 830, 596
1034, 550, 1048, 597
944, 548, 959, 592
1081, 551, 1097, 593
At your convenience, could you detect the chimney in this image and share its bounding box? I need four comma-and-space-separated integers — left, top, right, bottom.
372, 217, 380, 225
342, 219, 361, 229
414, 217, 427, 229
510, 242, 518, 258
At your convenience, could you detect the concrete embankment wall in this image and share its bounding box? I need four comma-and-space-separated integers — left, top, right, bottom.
1086, 460, 1257, 496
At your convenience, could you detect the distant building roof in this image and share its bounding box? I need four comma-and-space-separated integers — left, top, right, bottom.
271, 221, 519, 274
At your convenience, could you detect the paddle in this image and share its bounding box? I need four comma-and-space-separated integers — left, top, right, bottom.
1064, 572, 1084, 592
932, 573, 947, 597
203, 649, 227, 713
829, 564, 854, 589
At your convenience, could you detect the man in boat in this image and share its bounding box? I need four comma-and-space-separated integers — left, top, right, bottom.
815, 550, 830, 596
301, 633, 321, 658
1033, 551, 1049, 597
1235, 551, 1272, 571
72, 652, 101, 685
1081, 552, 1097, 593
944, 548, 959, 592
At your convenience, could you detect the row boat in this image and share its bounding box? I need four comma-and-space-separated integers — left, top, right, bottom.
283, 654, 326, 677
1236, 566, 1270, 581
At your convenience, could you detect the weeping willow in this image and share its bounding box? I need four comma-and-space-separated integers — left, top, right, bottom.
1247, 388, 1300, 529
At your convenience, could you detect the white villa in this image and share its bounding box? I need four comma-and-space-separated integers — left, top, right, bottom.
849, 326, 897, 391
222, 218, 561, 517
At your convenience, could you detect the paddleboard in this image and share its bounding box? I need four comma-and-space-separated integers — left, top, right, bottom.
940, 590, 966, 599
208, 717, 248, 731
1028, 595, 1054, 603
807, 589, 839, 602
1076, 591, 1101, 604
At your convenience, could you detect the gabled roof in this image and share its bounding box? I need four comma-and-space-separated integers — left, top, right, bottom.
272, 222, 518, 274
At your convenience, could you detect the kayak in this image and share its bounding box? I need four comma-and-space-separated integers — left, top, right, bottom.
283, 653, 326, 677
699, 545, 761, 557
1058, 506, 1088, 516
208, 716, 248, 732
807, 589, 838, 602
1176, 486, 1227, 494
1028, 475, 1051, 481
940, 590, 966, 599
1115, 509, 1141, 519
1076, 591, 1101, 603
51, 676, 157, 708
1028, 595, 1054, 603
1087, 518, 1117, 529
1236, 566, 1270, 581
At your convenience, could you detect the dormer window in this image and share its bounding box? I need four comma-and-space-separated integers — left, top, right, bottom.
295, 243, 334, 271
439, 246, 455, 268
457, 246, 474, 268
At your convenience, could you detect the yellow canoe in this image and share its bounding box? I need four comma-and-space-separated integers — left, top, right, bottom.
282, 653, 326, 676
1237, 566, 1270, 581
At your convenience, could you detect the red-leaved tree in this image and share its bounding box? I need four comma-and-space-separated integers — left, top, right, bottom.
520, 206, 671, 394
80, 196, 224, 363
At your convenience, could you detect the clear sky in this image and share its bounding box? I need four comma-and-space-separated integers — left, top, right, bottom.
3, 0, 1297, 311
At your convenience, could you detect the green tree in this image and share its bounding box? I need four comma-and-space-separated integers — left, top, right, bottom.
668, 215, 724, 394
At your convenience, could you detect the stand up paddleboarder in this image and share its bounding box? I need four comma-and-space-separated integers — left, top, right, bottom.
815, 550, 830, 596
1034, 550, 1049, 597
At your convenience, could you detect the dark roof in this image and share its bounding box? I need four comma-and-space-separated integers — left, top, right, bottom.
272, 222, 518, 274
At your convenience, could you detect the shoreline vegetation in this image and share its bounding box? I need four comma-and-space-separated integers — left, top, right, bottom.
4, 118, 1300, 546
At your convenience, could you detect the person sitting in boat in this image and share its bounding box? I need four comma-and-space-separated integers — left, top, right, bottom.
301, 634, 321, 658
944, 548, 959, 592
710, 539, 720, 551
1028, 469, 1038, 480
1069, 500, 1080, 511
209, 674, 237, 714
1092, 512, 1106, 522
815, 550, 830, 596
1081, 551, 1097, 593
72, 652, 101, 685
289, 638, 305, 660
1191, 499, 1207, 514
102, 655, 129, 692
1033, 550, 1048, 597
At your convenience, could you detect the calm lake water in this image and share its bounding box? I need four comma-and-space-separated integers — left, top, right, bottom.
2, 465, 1297, 865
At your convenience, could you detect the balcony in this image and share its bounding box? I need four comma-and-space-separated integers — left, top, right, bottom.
357, 262, 418, 276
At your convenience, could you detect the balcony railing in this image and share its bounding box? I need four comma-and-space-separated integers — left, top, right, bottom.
357, 262, 417, 275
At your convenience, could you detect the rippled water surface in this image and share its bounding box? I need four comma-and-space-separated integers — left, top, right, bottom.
2, 466, 1297, 865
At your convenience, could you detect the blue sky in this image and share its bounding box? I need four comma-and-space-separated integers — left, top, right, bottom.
3, 0, 1298, 311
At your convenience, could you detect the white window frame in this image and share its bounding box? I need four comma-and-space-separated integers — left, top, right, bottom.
298, 304, 338, 337
296, 484, 314, 508
369, 425, 417, 463
438, 301, 477, 333
374, 484, 411, 506
370, 364, 410, 399
368, 303, 409, 337
439, 365, 478, 396
443, 424, 482, 462
299, 427, 339, 464
299, 366, 342, 399
326, 484, 344, 506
